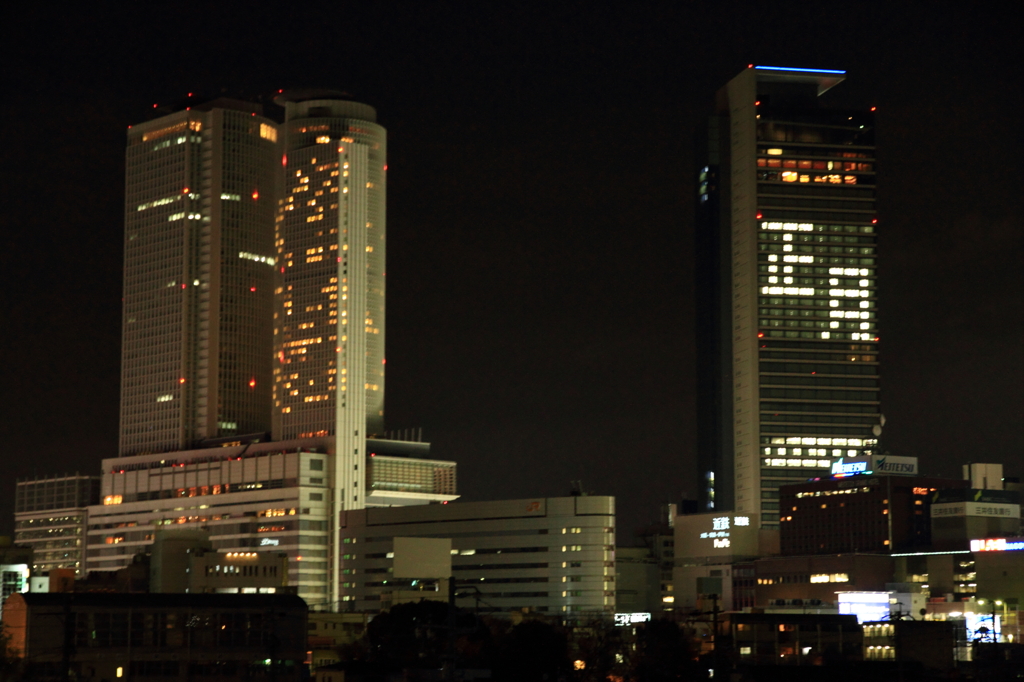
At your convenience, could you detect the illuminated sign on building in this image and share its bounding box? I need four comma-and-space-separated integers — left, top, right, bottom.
837, 592, 891, 623
614, 612, 652, 626
678, 512, 760, 559
872, 456, 918, 475
831, 455, 918, 479
832, 459, 869, 477
259, 538, 280, 546
970, 538, 1024, 552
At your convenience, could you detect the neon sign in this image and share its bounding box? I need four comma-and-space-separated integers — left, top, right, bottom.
832, 458, 869, 477
971, 538, 1024, 552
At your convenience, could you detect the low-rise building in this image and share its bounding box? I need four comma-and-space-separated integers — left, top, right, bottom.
13, 473, 99, 575
780, 474, 965, 555
893, 539, 1024, 605
149, 529, 291, 594
716, 612, 863, 666
308, 611, 371, 671
615, 546, 661, 613
930, 488, 1021, 551
753, 553, 893, 607
2, 592, 307, 681
338, 496, 616, 615
84, 436, 457, 606
862, 619, 957, 674
672, 511, 775, 611
0, 538, 33, 622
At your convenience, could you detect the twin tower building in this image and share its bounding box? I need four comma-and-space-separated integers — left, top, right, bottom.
99, 92, 456, 606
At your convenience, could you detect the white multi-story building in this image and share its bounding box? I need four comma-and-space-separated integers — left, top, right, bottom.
120, 98, 281, 456
270, 93, 390, 606
85, 437, 456, 607
338, 496, 616, 615
271, 93, 386, 442
13, 474, 99, 575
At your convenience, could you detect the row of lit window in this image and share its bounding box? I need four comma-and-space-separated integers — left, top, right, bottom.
759, 287, 872, 300
764, 267, 873, 279
762, 320, 874, 332
765, 458, 832, 468
770, 436, 871, 446
794, 489, 874, 501
758, 157, 872, 171
765, 256, 874, 269
761, 308, 872, 319
764, 447, 861, 458
139, 119, 202, 143
761, 222, 874, 234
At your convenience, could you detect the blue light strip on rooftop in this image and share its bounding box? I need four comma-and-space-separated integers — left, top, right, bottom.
755, 66, 847, 75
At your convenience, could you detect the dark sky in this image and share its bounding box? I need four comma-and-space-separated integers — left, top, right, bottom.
1, 3, 1021, 540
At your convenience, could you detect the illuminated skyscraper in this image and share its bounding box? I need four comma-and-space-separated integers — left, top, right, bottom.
696, 67, 881, 528
119, 100, 281, 456
273, 92, 387, 512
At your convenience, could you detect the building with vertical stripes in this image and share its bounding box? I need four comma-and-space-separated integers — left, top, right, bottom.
696, 67, 881, 528
119, 99, 280, 456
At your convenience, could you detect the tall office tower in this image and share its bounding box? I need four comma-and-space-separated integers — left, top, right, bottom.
273, 92, 387, 516
119, 99, 281, 456
696, 67, 881, 528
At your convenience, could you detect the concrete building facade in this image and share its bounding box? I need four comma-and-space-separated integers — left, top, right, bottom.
2, 593, 307, 682
780, 474, 968, 555
84, 436, 456, 607
337, 496, 616, 615
119, 99, 281, 456
13, 474, 99, 575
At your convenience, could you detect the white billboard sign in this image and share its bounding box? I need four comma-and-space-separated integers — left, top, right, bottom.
932, 503, 1020, 519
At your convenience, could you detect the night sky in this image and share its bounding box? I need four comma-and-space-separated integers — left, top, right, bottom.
2, 3, 1020, 540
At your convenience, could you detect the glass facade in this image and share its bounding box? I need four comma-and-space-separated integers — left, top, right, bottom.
120, 102, 280, 456
697, 67, 881, 529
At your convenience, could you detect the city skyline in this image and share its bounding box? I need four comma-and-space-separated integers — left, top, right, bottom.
2, 5, 1020, 540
